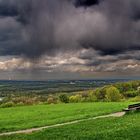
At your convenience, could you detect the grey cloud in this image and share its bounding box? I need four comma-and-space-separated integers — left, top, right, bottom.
74, 0, 100, 7
79, 0, 140, 55
0, 0, 18, 17
0, 0, 139, 63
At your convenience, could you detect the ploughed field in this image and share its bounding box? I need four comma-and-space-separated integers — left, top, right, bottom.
0, 102, 130, 133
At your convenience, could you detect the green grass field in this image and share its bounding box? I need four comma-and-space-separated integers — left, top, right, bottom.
0, 102, 130, 133
0, 111, 139, 140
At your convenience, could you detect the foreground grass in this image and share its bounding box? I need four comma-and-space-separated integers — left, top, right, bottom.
0, 112, 139, 140
0, 102, 130, 133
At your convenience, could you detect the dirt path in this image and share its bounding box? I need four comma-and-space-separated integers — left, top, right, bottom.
0, 111, 125, 136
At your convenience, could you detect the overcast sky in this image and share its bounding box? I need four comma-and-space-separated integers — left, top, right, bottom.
0, 0, 140, 80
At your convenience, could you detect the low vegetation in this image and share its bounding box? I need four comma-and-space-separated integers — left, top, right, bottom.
0, 112, 140, 140
0, 102, 130, 133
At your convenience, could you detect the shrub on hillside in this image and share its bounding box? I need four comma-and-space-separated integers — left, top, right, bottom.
81, 92, 89, 98
105, 86, 122, 102
128, 96, 140, 102
80, 92, 90, 102
123, 90, 139, 97
17, 102, 24, 106
59, 94, 69, 103
94, 87, 107, 101
0, 97, 10, 104
88, 90, 98, 102
69, 95, 82, 103
122, 82, 132, 92
24, 99, 36, 105
131, 81, 140, 90
115, 81, 140, 93
87, 95, 97, 102
47, 95, 57, 104
0, 101, 15, 108
12, 96, 39, 105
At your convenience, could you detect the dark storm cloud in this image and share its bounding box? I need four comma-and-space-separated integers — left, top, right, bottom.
78, 0, 140, 55
74, 0, 99, 7
0, 0, 56, 58
0, 0, 18, 17
131, 0, 140, 21
0, 0, 140, 59
0, 5, 18, 17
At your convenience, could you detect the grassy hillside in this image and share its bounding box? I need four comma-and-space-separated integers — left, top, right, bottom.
0, 112, 139, 140
0, 102, 130, 133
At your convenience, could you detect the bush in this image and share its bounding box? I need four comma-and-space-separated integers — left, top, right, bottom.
105, 86, 121, 102
95, 87, 107, 101
88, 90, 98, 102
128, 96, 140, 102
0, 101, 15, 108
12, 96, 42, 105
17, 102, 24, 106
81, 92, 89, 98
121, 82, 133, 92
69, 95, 82, 103
79, 91, 90, 102
123, 90, 139, 97
47, 95, 57, 104
59, 94, 69, 103
24, 99, 35, 105
89, 94, 98, 102
115, 81, 140, 93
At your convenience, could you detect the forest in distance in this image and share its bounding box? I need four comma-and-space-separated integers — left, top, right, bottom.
0, 79, 128, 96
0, 79, 140, 108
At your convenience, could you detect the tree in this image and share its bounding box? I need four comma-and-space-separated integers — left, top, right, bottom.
59, 94, 69, 103
47, 95, 57, 104
69, 95, 82, 103
105, 86, 121, 102
95, 87, 107, 101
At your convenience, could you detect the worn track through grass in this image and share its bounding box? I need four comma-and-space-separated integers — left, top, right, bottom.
0, 111, 125, 136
